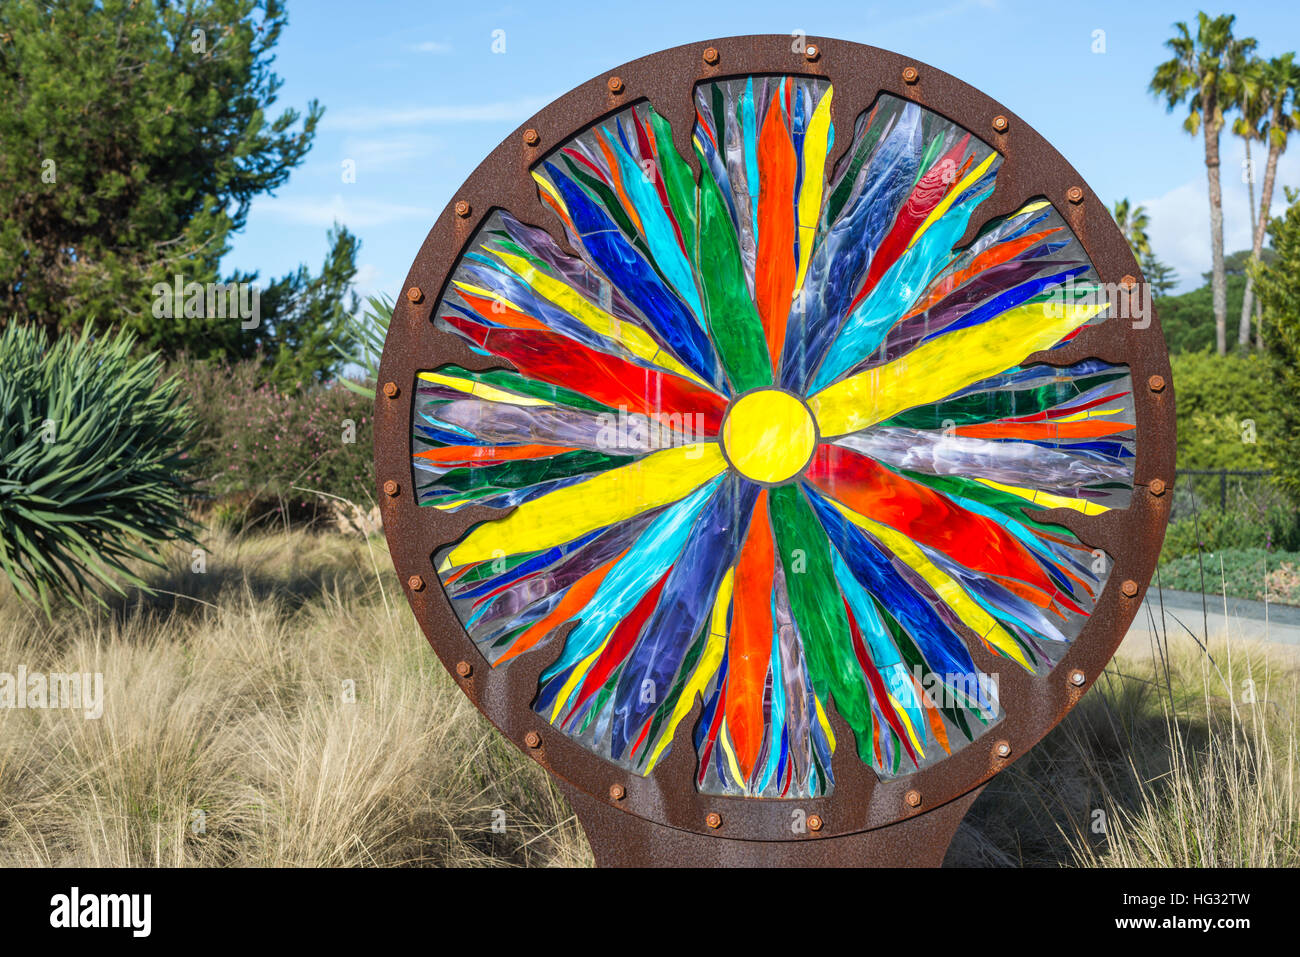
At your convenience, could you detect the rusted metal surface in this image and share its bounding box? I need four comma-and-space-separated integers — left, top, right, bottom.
559, 780, 985, 866
374, 35, 1176, 858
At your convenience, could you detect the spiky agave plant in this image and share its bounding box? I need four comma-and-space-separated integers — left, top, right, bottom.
0, 323, 195, 612
332, 294, 392, 399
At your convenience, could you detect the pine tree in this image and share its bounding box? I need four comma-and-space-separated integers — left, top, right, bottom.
0, 0, 357, 386
1141, 252, 1179, 298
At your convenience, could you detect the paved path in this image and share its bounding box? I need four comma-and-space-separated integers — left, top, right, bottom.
1120, 588, 1300, 657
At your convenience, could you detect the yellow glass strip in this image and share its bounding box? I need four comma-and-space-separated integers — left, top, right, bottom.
1054, 407, 1122, 423
830, 500, 1031, 668
813, 694, 837, 750
450, 280, 523, 313
976, 478, 1110, 516
644, 569, 733, 772
488, 248, 712, 389
794, 87, 834, 292
1013, 199, 1051, 217
440, 443, 726, 570
416, 370, 552, 407
810, 301, 1106, 437
718, 717, 747, 787
532, 169, 565, 207
431, 498, 471, 511
548, 630, 612, 723
907, 151, 998, 249
886, 692, 926, 758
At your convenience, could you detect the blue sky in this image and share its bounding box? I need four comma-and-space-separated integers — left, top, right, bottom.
225, 0, 1300, 299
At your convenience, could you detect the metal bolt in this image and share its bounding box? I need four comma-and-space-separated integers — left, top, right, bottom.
1069, 669, 1086, 687
804, 44, 820, 62
702, 46, 719, 65
995, 740, 1011, 758
455, 661, 472, 678
609, 783, 626, 801
1149, 374, 1166, 393
524, 731, 542, 749
1121, 579, 1139, 598
406, 286, 423, 303
1066, 186, 1084, 204
607, 75, 624, 94
454, 199, 471, 218
382, 381, 399, 398
807, 813, 823, 832
902, 66, 919, 84
522, 128, 540, 147
705, 811, 722, 829
1149, 478, 1167, 496
383, 479, 399, 497
408, 575, 425, 592
905, 789, 922, 808
992, 114, 1009, 133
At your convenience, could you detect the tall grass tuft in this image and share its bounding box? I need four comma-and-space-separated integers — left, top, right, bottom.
0, 526, 589, 867
953, 610, 1299, 866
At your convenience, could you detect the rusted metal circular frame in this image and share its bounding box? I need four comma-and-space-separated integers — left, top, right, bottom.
376, 34, 1176, 844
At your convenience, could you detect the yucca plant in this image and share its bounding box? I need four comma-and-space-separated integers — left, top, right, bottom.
0, 323, 195, 612
331, 295, 392, 399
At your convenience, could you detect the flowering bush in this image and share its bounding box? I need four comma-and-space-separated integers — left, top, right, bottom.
170, 358, 373, 526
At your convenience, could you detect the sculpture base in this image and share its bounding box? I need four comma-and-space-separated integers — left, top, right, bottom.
560, 782, 985, 868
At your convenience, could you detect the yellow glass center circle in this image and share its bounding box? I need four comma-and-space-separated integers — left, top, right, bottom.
721, 389, 817, 484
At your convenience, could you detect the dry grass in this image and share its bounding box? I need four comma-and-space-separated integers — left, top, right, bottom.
0, 528, 589, 867
952, 633, 1299, 867
0, 525, 1295, 867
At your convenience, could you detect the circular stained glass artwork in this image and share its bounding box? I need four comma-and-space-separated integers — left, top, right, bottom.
379, 38, 1172, 837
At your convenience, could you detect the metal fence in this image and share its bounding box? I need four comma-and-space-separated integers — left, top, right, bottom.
1170, 469, 1281, 521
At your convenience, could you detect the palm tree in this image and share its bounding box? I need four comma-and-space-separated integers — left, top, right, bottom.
1232, 55, 1267, 347
1151, 12, 1257, 355
1241, 53, 1300, 350
1112, 198, 1152, 259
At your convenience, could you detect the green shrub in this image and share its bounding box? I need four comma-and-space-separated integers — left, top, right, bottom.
1158, 272, 1245, 354
1161, 503, 1300, 563
1169, 351, 1281, 470
0, 324, 194, 610
169, 357, 373, 526
1158, 547, 1300, 604
1258, 188, 1300, 505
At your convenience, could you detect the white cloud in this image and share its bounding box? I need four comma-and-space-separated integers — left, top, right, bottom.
350, 263, 395, 306
325, 94, 554, 132
340, 133, 442, 172
353, 263, 384, 289
259, 194, 435, 229
407, 40, 452, 54
1143, 138, 1300, 292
